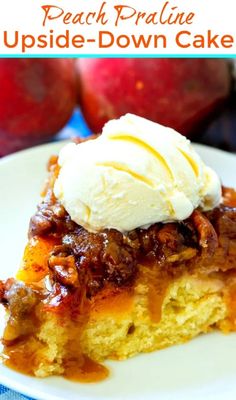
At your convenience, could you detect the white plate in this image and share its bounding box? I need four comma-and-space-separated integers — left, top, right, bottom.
0, 142, 236, 400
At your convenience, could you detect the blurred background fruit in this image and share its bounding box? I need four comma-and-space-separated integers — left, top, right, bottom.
0, 58, 236, 157
0, 59, 77, 156
76, 58, 232, 137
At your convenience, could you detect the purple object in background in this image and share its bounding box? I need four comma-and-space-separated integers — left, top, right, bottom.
200, 96, 236, 152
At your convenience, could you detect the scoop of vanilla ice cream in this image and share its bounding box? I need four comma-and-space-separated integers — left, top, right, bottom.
54, 114, 221, 233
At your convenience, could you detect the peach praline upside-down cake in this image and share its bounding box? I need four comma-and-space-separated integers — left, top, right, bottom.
0, 114, 236, 382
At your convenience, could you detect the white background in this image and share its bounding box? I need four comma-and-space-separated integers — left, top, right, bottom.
0, 0, 235, 55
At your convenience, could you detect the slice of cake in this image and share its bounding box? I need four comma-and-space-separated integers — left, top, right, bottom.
0, 114, 236, 382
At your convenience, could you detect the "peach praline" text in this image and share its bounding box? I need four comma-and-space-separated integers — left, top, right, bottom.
41, 2, 195, 27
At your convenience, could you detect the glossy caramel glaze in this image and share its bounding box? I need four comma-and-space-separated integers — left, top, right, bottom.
63, 355, 109, 383
3, 340, 109, 382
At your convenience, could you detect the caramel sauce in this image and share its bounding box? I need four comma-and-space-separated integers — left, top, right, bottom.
148, 279, 169, 323
63, 355, 109, 382
3, 342, 109, 382
1, 277, 109, 382
139, 260, 172, 323
3, 338, 43, 376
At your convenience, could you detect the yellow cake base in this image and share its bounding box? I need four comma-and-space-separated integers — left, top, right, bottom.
31, 272, 228, 377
